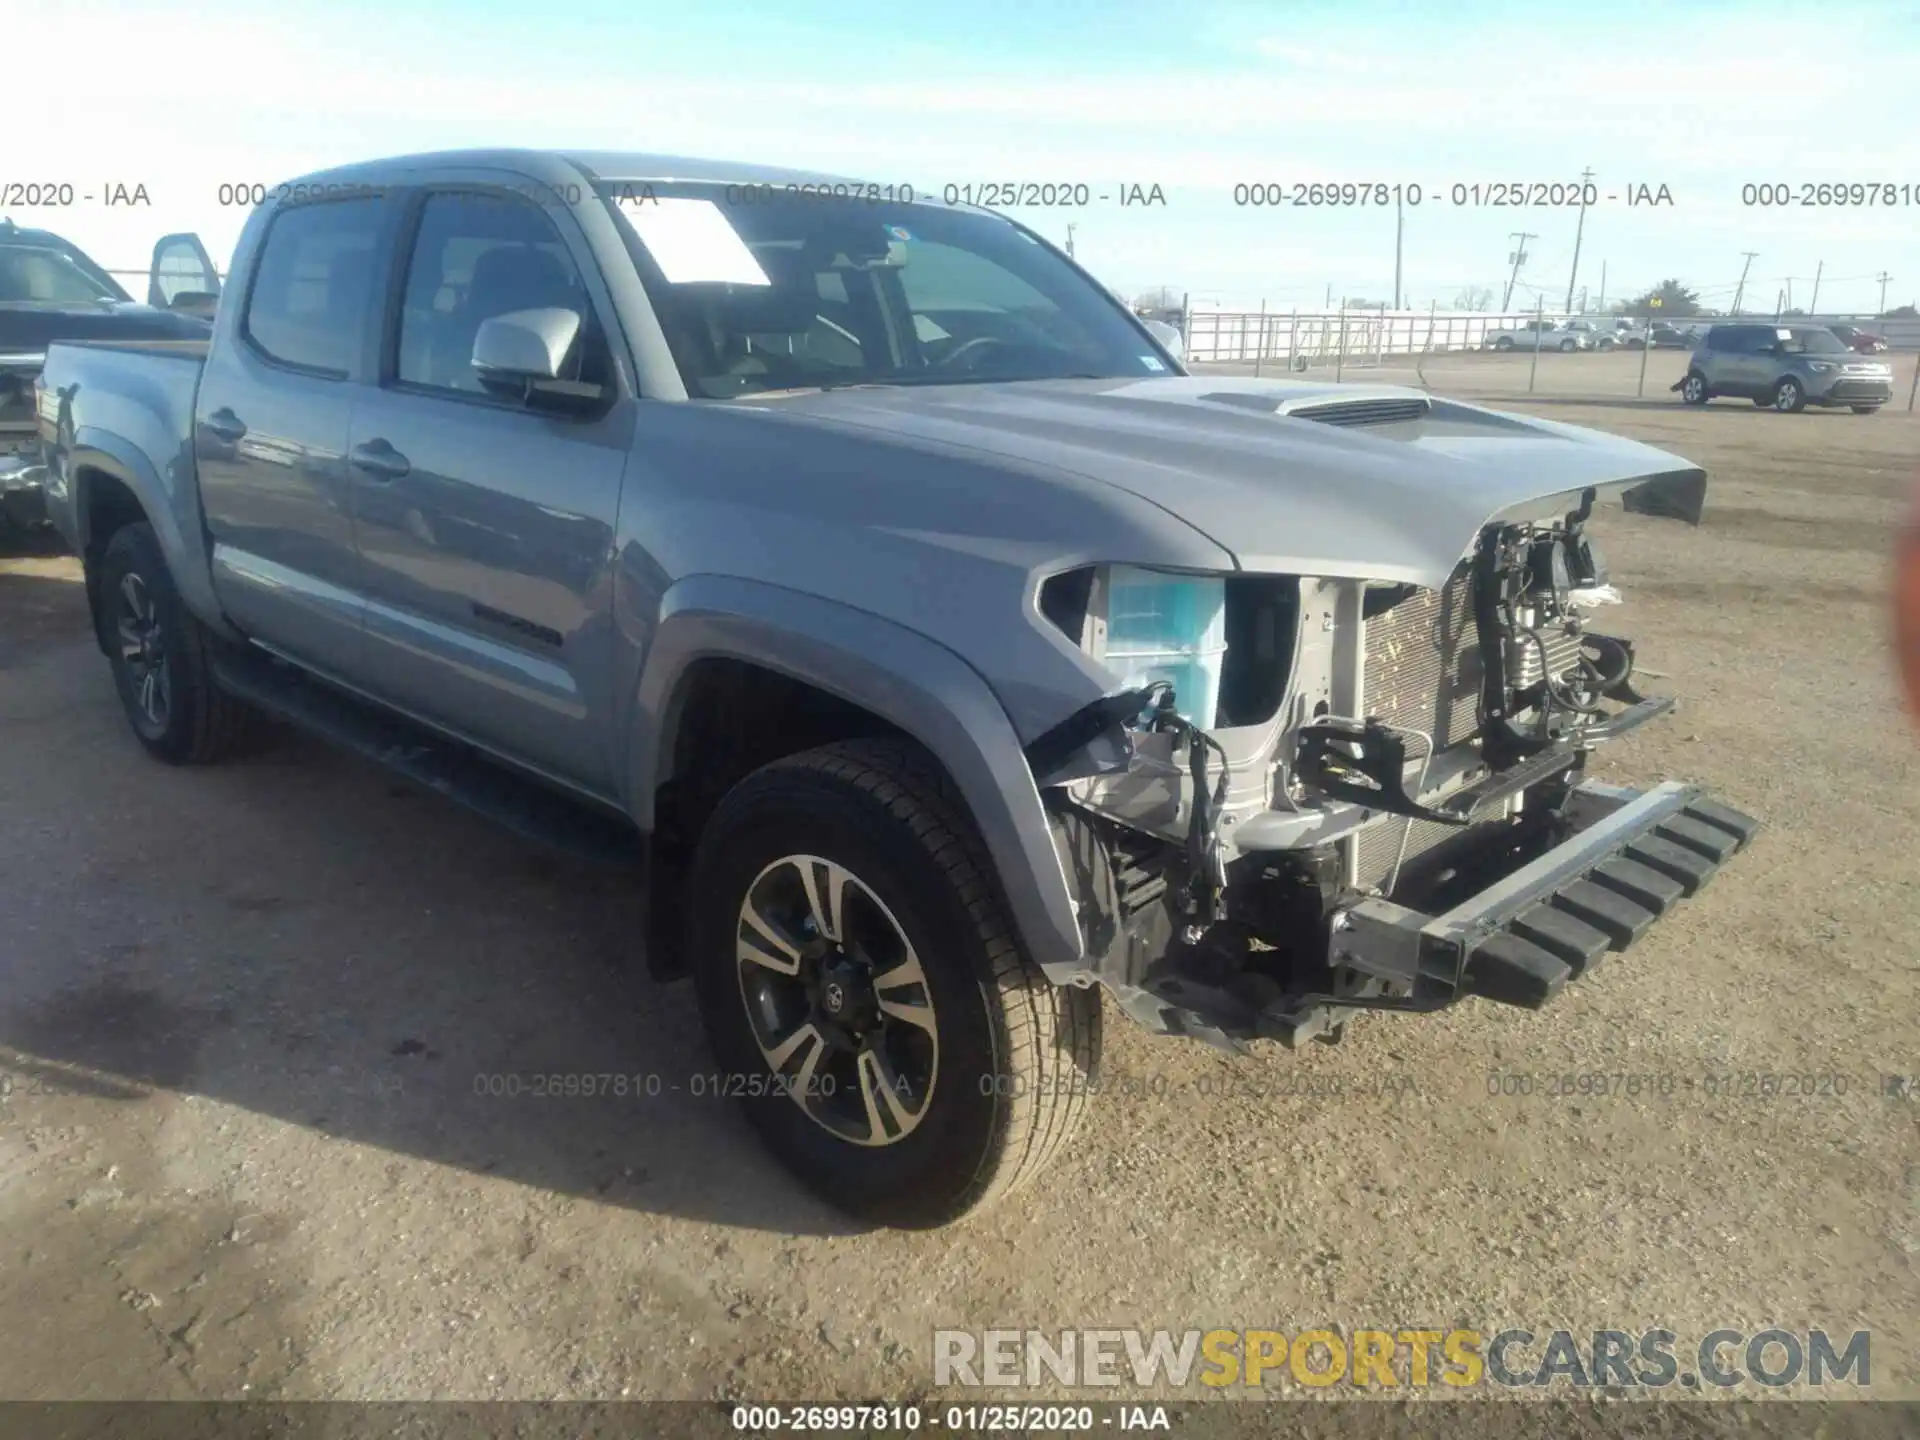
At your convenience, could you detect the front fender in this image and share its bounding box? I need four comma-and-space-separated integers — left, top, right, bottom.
627, 574, 1087, 980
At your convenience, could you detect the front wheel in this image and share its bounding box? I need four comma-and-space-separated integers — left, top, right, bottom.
98, 522, 255, 764
1494, 337, 1514, 351
688, 738, 1101, 1228
1772, 377, 1806, 413
1680, 371, 1709, 405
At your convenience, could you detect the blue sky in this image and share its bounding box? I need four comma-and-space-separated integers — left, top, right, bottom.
17, 0, 1919, 314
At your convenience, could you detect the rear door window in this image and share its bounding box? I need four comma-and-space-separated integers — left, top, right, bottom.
242, 200, 384, 377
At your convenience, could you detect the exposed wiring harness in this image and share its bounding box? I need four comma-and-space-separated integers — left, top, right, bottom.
1137, 681, 1233, 936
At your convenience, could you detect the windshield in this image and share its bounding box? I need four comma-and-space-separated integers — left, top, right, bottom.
0, 245, 122, 304
1778, 327, 1849, 355
596, 182, 1173, 397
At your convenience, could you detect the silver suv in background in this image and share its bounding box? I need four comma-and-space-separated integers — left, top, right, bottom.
1677, 323, 1894, 413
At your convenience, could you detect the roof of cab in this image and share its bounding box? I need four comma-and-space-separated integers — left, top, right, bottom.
279, 148, 862, 191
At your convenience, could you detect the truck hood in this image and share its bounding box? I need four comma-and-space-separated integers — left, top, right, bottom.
744, 375, 1707, 589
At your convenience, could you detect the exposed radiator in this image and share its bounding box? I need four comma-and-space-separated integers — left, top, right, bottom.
1360, 564, 1483, 751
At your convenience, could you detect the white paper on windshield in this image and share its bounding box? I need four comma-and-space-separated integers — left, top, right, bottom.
618, 197, 771, 286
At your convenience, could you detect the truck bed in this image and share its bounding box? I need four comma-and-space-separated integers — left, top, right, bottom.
36, 338, 211, 550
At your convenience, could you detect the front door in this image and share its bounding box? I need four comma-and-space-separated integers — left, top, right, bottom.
346, 185, 633, 796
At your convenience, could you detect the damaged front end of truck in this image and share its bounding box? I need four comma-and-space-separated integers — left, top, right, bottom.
1021, 467, 1759, 1051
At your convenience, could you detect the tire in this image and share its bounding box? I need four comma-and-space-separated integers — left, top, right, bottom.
1771, 377, 1806, 413
1559, 338, 1577, 352
688, 737, 1101, 1228
98, 523, 255, 764
1679, 371, 1709, 405
1494, 336, 1514, 351
1852, 406, 1880, 415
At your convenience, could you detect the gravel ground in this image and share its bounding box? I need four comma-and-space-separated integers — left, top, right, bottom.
1, 356, 1915, 1416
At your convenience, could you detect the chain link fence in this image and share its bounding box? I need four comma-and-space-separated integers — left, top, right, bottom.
1183, 305, 1920, 412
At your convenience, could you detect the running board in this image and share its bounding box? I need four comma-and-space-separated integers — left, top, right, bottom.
211, 643, 645, 868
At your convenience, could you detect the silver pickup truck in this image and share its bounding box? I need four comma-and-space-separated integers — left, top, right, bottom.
37, 148, 1756, 1227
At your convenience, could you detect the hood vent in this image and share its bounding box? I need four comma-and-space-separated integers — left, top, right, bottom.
1285, 396, 1433, 427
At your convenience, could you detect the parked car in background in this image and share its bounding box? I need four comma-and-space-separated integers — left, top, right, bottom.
1646, 324, 1694, 349
1484, 319, 1591, 352
1, 218, 218, 539
1828, 324, 1889, 355
1676, 323, 1895, 413
35, 146, 1755, 1226
1563, 319, 1617, 350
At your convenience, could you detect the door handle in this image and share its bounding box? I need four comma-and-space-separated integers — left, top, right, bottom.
349, 439, 411, 482
202, 408, 247, 444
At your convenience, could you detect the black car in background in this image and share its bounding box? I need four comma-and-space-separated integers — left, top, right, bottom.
1, 220, 220, 537
1647, 324, 1695, 349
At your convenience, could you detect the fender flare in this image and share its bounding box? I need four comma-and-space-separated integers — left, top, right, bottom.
627, 574, 1088, 980
66, 428, 234, 638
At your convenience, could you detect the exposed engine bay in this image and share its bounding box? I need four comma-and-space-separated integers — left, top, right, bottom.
1029, 485, 1751, 1050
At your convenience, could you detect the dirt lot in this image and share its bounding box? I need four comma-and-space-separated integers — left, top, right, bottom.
2, 355, 1916, 1414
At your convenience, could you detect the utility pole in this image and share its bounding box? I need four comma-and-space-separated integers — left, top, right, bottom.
1564, 166, 1593, 314
1730, 251, 1759, 315
1393, 190, 1404, 310
1597, 261, 1607, 313
1878, 271, 1895, 314
1502, 231, 1536, 310
1064, 223, 1077, 260
1808, 260, 1823, 316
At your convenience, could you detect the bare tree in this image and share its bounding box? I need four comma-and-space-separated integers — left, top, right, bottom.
1453, 285, 1495, 312
1131, 286, 1183, 312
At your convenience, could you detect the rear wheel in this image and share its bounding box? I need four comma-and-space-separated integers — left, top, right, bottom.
1772, 377, 1806, 413
1680, 371, 1709, 405
1852, 406, 1881, 415
688, 738, 1101, 1228
98, 523, 254, 764
1559, 338, 1577, 352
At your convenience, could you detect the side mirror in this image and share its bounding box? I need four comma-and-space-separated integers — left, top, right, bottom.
167, 290, 219, 319
473, 307, 580, 383
148, 232, 220, 310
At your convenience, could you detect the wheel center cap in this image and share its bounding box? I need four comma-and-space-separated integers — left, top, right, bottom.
823, 981, 846, 1015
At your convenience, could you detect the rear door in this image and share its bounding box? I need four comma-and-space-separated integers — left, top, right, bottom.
345, 183, 633, 796
195, 195, 391, 679
1717, 326, 1771, 395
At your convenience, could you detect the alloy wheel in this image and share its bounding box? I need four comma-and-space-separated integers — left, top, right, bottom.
734, 854, 939, 1147
114, 572, 171, 730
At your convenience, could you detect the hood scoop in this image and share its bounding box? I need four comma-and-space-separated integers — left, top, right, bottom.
1198, 390, 1434, 427
1280, 395, 1433, 427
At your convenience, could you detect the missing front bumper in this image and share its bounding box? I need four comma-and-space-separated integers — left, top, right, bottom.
1331, 780, 1759, 1013
1070, 779, 1758, 1050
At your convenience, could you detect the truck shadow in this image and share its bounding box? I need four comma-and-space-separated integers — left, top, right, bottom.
0, 635, 869, 1239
